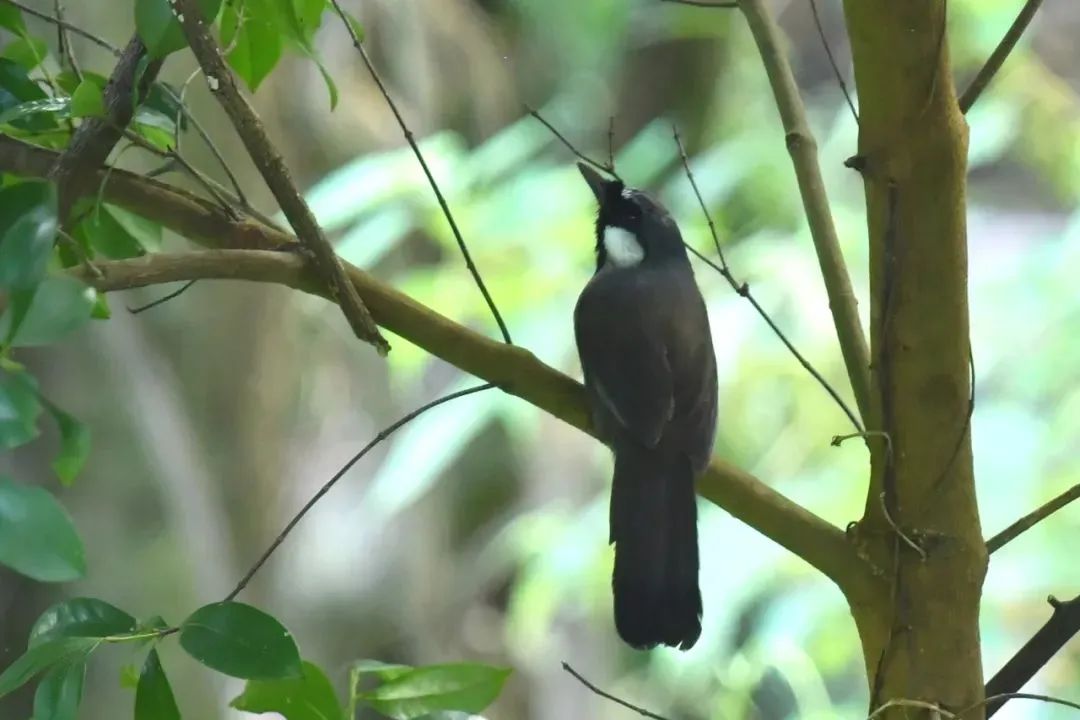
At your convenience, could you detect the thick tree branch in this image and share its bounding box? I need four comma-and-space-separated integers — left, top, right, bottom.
986, 484, 1080, 554
738, 0, 873, 428
983, 594, 1080, 717
168, 0, 389, 354
959, 0, 1045, 113
63, 248, 860, 587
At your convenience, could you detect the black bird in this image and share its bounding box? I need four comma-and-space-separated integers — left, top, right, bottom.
573, 163, 718, 650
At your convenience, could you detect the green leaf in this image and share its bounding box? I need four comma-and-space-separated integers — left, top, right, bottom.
350, 659, 412, 682
135, 0, 224, 58
32, 660, 85, 720
0, 368, 41, 450
0, 57, 55, 133
309, 51, 338, 110
135, 649, 181, 720
0, 276, 97, 348
69, 79, 105, 118
0, 637, 97, 699
222, 0, 284, 92
0, 181, 58, 290
2, 35, 48, 71
179, 601, 302, 680
43, 402, 90, 486
279, 0, 326, 47
76, 204, 152, 259
30, 598, 136, 647
0, 476, 86, 582
107, 205, 163, 253
231, 659, 343, 720
0, 4, 27, 33
133, 107, 178, 150
353, 663, 511, 720
0, 96, 70, 125
55, 71, 106, 96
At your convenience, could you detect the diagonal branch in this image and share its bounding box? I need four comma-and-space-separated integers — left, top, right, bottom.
986, 483, 1080, 554
169, 0, 389, 355
959, 0, 1045, 113
737, 0, 874, 428
983, 594, 1080, 717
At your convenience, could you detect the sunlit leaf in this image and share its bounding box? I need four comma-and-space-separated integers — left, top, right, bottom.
350, 659, 412, 682
69, 79, 105, 118
221, 0, 284, 92
353, 663, 511, 720
0, 476, 86, 582
179, 601, 302, 680
231, 659, 343, 720
2, 35, 48, 71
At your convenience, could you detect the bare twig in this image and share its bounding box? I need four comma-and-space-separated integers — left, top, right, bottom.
525, 105, 620, 180
121, 129, 239, 219
327, 0, 511, 345
52, 0, 82, 81
967, 692, 1080, 718
879, 492, 926, 560
958, 0, 1045, 113
561, 662, 671, 720
170, 0, 389, 354
659, 0, 737, 7
0, 0, 122, 56
673, 126, 863, 432
225, 383, 494, 601
986, 484, 1080, 554
127, 279, 197, 314
738, 0, 873, 427
982, 594, 1080, 717
867, 698, 954, 720
807, 0, 858, 124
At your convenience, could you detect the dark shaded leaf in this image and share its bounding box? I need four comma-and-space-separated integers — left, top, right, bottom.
179, 601, 302, 680
231, 659, 343, 720
353, 663, 511, 720
0, 181, 58, 290
29, 597, 135, 647
135, 649, 182, 720
0, 276, 96, 347
32, 660, 85, 720
0, 4, 26, 33
0, 637, 96, 699
43, 401, 90, 486
0, 476, 86, 582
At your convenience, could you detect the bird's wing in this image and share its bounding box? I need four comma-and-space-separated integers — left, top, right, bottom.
574, 274, 674, 448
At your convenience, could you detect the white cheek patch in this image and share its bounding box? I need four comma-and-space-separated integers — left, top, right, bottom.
602, 226, 645, 267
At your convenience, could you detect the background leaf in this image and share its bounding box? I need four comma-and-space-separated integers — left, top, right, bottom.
353, 663, 511, 720
230, 659, 343, 720
29, 597, 136, 647
0, 276, 97, 348
0, 476, 86, 582
135, 649, 182, 720
179, 601, 302, 680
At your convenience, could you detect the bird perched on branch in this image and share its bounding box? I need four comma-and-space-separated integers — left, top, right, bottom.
574, 163, 718, 650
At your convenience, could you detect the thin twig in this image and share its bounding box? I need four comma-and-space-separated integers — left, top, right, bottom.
328, 0, 511, 345
673, 126, 863, 432
53, 0, 82, 82
986, 484, 1080, 554
807, 0, 858, 124
121, 129, 239, 219
127, 279, 197, 314
879, 492, 926, 560
983, 594, 1080, 717
225, 384, 494, 601
525, 104, 620, 180
561, 662, 671, 720
0, 0, 122, 56
964, 692, 1080, 718
738, 0, 873, 427
171, 0, 389, 354
659, 0, 737, 7
867, 698, 955, 720
958, 0, 1045, 113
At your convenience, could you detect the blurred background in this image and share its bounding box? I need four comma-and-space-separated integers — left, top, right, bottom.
1, 0, 1079, 717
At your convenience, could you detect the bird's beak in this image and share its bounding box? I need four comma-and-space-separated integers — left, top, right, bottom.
577, 162, 613, 204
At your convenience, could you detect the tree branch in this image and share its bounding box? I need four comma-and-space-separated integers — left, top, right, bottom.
986, 484, 1080, 554
169, 0, 389, 354
737, 0, 873, 429
958, 0, 1045, 113
983, 594, 1080, 716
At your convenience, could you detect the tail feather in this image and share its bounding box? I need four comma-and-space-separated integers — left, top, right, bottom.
610, 440, 702, 650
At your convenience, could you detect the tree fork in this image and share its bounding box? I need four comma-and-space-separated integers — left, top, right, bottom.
843, 2, 986, 715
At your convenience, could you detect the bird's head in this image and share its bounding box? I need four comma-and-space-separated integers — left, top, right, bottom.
578, 162, 685, 272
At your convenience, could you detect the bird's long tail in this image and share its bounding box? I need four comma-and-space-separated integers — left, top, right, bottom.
610, 440, 702, 650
